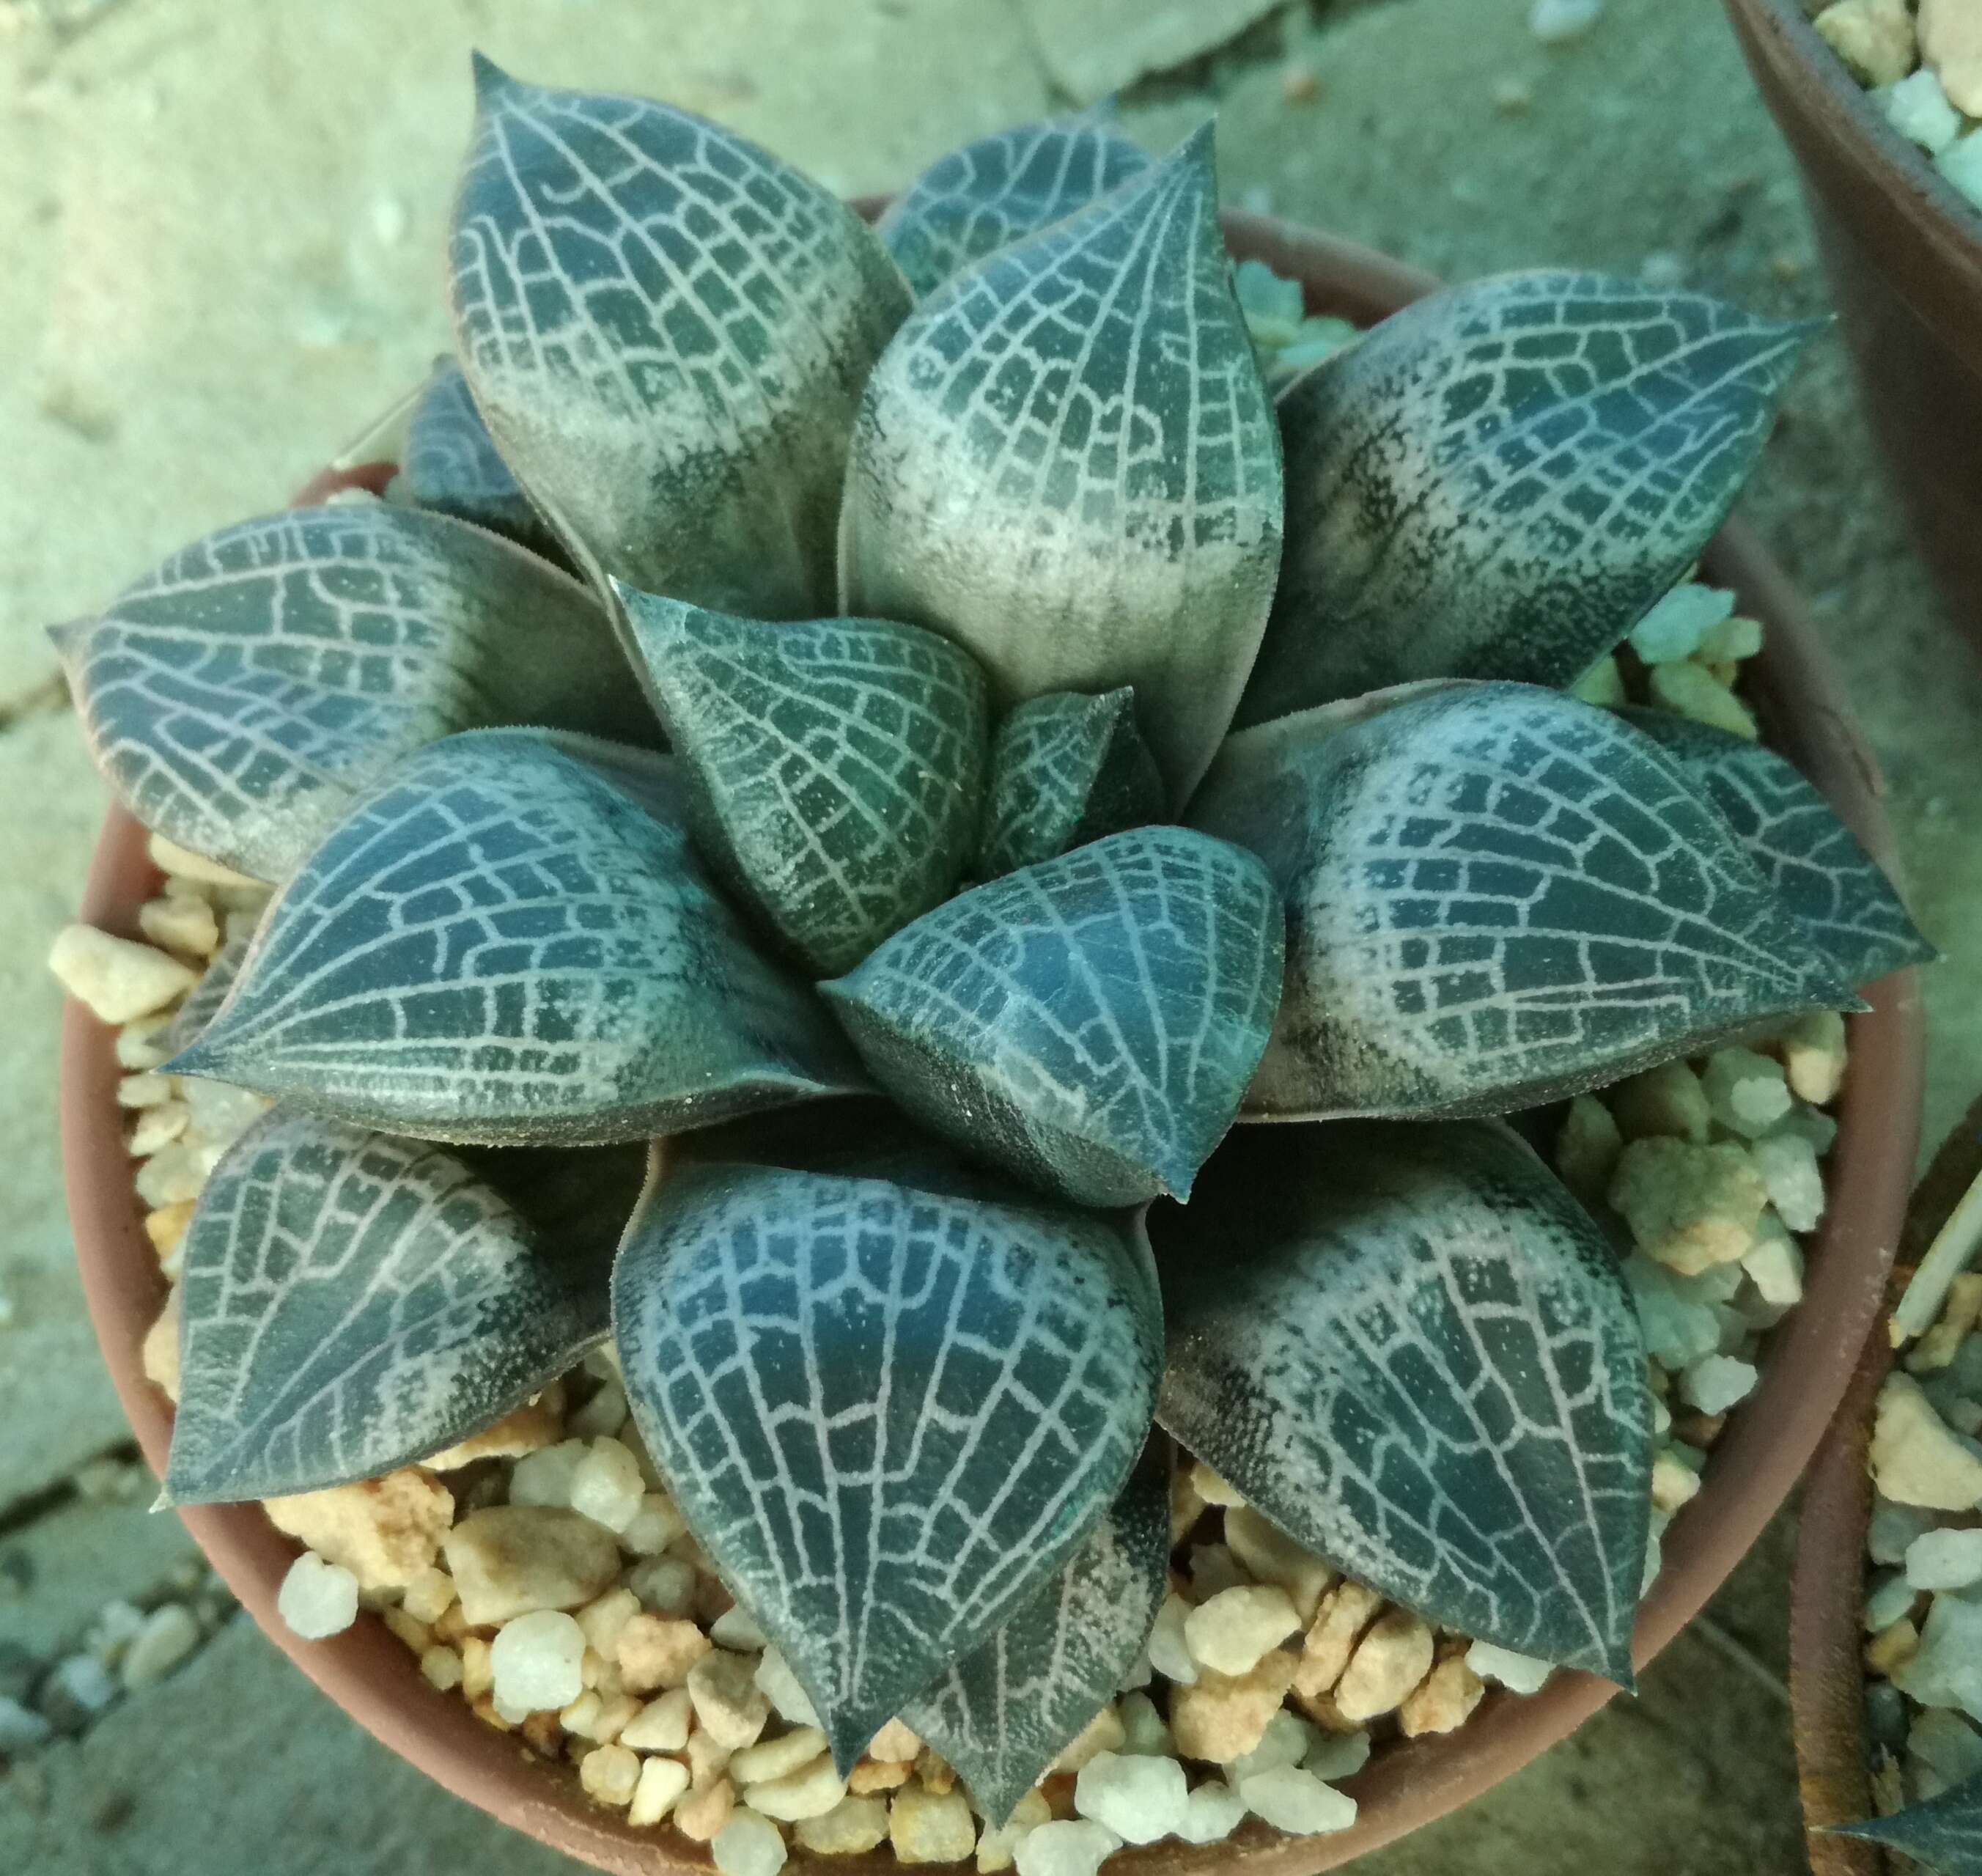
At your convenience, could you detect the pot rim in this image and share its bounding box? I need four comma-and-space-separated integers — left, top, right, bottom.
1723, 0, 1982, 361
59, 215, 1925, 1876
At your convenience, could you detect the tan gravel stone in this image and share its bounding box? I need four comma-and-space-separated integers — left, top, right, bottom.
619, 1686, 694, 1751
439, 1504, 620, 1622
1334, 1608, 1435, 1724
745, 1754, 847, 1822
1294, 1581, 1385, 1702
48, 924, 196, 1023
677, 1776, 737, 1842
141, 1291, 181, 1401
1610, 1061, 1712, 1144
889, 1783, 976, 1863
1608, 1138, 1769, 1275
1871, 1373, 1982, 1509
1169, 1648, 1300, 1763
1398, 1655, 1486, 1737
267, 1468, 454, 1594
616, 1614, 713, 1694
578, 1743, 641, 1806
796, 1795, 891, 1855
733, 1727, 831, 1787
849, 1759, 915, 1795
867, 1718, 923, 1763
627, 1754, 693, 1827
1814, 0, 1918, 88
1921, 0, 1982, 113
688, 1647, 772, 1748
1777, 1009, 1849, 1106
1555, 1094, 1624, 1204
1222, 1509, 1336, 1624
1048, 1704, 1127, 1774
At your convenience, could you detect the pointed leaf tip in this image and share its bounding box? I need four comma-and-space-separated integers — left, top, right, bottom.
468, 51, 515, 100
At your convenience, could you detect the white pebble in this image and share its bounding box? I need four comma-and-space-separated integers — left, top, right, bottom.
1014, 1820, 1123, 1876
1177, 1780, 1247, 1845
1750, 1133, 1826, 1233
569, 1438, 645, 1533
48, 924, 197, 1023
1116, 1690, 1174, 1757
1302, 1729, 1374, 1780
712, 1809, 788, 1876
1184, 1583, 1300, 1676
1681, 1353, 1758, 1416
1465, 1639, 1553, 1695
1701, 1048, 1792, 1138
1237, 1763, 1359, 1834
568, 1377, 628, 1440
1629, 584, 1734, 663
490, 1609, 586, 1713
755, 1645, 822, 1729
509, 1439, 587, 1509
1885, 67, 1964, 155
1146, 1593, 1198, 1685
1226, 1709, 1314, 1784
1072, 1751, 1189, 1844
277, 1551, 359, 1640
1871, 1497, 1946, 1563
1939, 132, 1982, 212
1907, 1527, 1982, 1592
1529, 0, 1603, 44
120, 1603, 200, 1688
628, 1555, 698, 1617
621, 1493, 689, 1556
627, 1754, 692, 1827
147, 831, 263, 888
711, 1604, 768, 1652
0, 1695, 51, 1754
1894, 1591, 1982, 1720
1864, 1568, 1919, 1632
1742, 1221, 1805, 1309
1911, 1707, 1982, 1787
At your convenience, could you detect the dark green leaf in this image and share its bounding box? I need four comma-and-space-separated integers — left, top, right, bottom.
903, 1439, 1170, 1825
449, 59, 910, 617
616, 589, 990, 976
1154, 1119, 1651, 1680
841, 126, 1283, 805
401, 359, 558, 557
877, 108, 1151, 299
822, 826, 1284, 1206
1236, 273, 1818, 725
169, 729, 868, 1144
53, 504, 650, 883
166, 1108, 642, 1503
1620, 706, 1935, 985
1190, 683, 1860, 1119
163, 932, 250, 1054
612, 1153, 1163, 1772
1834, 1770, 1982, 1875
975, 688, 1164, 881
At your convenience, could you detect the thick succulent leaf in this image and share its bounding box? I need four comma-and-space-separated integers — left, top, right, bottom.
1190, 682, 1861, 1119
1620, 706, 1936, 985
163, 932, 251, 1054
51, 504, 650, 883
876, 108, 1152, 299
612, 1153, 1164, 1772
903, 1438, 1170, 1825
1835, 1773, 1982, 1875
975, 688, 1165, 880
166, 1108, 643, 1503
449, 59, 910, 617
616, 588, 990, 976
400, 358, 558, 556
1235, 273, 1819, 724
169, 729, 869, 1144
1154, 1119, 1651, 1680
822, 826, 1284, 1206
841, 126, 1283, 804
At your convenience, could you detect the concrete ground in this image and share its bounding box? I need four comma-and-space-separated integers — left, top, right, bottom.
2, 0, 1979, 1869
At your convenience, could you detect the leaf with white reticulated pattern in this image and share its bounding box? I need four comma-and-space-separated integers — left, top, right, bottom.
902, 1438, 1170, 1825
1620, 706, 1935, 987
1235, 273, 1819, 725
612, 1154, 1163, 1773
166, 1108, 643, 1503
877, 108, 1152, 299
169, 729, 868, 1144
975, 688, 1164, 881
51, 504, 649, 883
1154, 1119, 1651, 1680
822, 825, 1284, 1207
616, 588, 990, 977
1835, 1771, 1982, 1875
448, 58, 910, 617
841, 126, 1283, 805
401, 358, 558, 557
1189, 682, 1860, 1120
163, 933, 250, 1054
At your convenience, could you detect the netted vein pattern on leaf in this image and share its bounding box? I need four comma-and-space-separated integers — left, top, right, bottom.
614, 1161, 1162, 1769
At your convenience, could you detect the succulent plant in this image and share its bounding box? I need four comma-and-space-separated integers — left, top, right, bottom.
58, 65, 1934, 1822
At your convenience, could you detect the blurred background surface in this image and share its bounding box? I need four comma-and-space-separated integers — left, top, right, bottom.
3, 0, 1980, 1870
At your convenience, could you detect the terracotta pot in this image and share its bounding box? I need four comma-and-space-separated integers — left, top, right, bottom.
1723, 0, 1982, 643
59, 217, 1926, 1875
1790, 1096, 1982, 1876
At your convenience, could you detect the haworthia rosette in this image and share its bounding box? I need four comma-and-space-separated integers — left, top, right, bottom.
616, 588, 990, 976
1620, 706, 1935, 986
975, 688, 1165, 881
449, 59, 910, 617
877, 108, 1152, 299
1834, 1771, 1982, 1875
401, 358, 557, 556
52, 504, 649, 883
1154, 1119, 1651, 1680
170, 730, 868, 1144
1190, 682, 1861, 1119
1236, 273, 1819, 724
612, 1155, 1163, 1772
822, 825, 1285, 1207
166, 1110, 643, 1503
903, 1441, 1170, 1825
841, 126, 1283, 804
